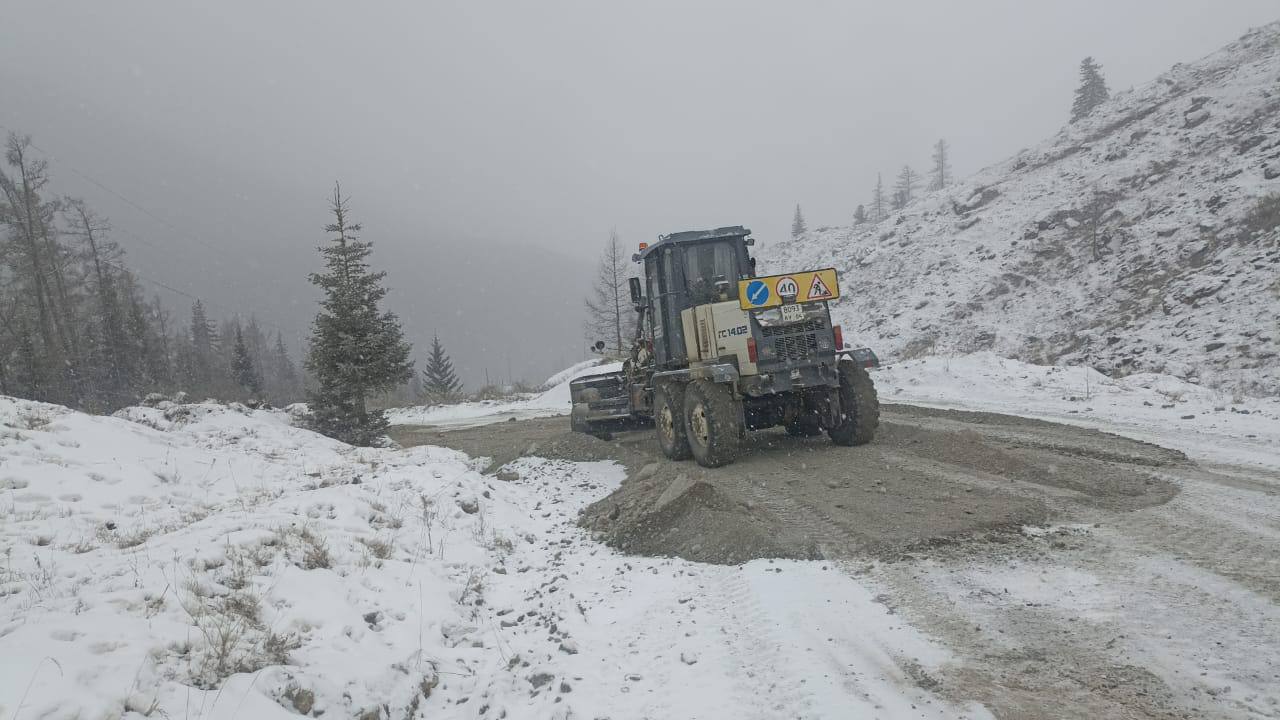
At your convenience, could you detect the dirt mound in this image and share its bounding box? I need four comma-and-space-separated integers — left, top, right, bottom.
394, 404, 1184, 565
579, 465, 820, 565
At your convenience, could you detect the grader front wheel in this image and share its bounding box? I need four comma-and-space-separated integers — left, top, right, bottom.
655, 383, 692, 460
683, 380, 742, 468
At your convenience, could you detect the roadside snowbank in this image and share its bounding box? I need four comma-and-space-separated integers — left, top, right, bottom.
0, 395, 987, 719
0, 397, 537, 719
388, 360, 622, 428
878, 352, 1280, 469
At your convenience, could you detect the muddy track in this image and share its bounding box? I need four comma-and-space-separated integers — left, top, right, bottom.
393, 404, 1183, 564
393, 404, 1280, 719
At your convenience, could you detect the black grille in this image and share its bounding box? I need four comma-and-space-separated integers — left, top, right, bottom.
773, 332, 820, 361
760, 317, 824, 338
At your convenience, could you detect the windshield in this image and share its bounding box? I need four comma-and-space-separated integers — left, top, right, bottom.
684, 240, 741, 304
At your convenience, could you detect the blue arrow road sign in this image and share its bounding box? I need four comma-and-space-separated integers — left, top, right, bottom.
746, 280, 770, 306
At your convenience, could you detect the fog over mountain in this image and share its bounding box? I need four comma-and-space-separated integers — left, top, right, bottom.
2, 0, 1276, 385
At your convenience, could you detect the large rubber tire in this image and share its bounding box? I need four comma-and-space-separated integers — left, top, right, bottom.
683, 380, 742, 468
785, 414, 824, 437
828, 358, 879, 446
655, 383, 692, 460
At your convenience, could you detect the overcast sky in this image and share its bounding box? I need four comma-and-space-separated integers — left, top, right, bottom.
2, 1, 1276, 385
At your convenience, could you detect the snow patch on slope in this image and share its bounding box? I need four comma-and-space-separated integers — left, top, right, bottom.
763, 22, 1280, 394
878, 353, 1280, 470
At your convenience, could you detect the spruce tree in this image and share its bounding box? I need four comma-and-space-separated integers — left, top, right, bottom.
421, 333, 463, 403
407, 370, 424, 403
123, 277, 169, 390
244, 317, 268, 378
1071, 57, 1110, 123
189, 300, 219, 394
791, 204, 807, 238
270, 331, 300, 405
929, 139, 952, 191
853, 204, 867, 225
231, 324, 262, 400
870, 173, 888, 222
305, 183, 413, 445
894, 165, 919, 208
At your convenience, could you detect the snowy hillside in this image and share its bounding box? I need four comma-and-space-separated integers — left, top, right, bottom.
764, 22, 1280, 394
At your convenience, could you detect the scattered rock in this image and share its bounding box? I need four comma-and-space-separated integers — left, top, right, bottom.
1184, 108, 1210, 128
680, 651, 699, 665
286, 686, 315, 715
634, 463, 660, 481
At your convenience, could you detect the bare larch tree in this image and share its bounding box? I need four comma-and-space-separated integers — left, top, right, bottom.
584, 230, 635, 357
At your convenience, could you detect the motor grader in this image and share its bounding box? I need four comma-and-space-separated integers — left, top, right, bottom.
570, 226, 878, 468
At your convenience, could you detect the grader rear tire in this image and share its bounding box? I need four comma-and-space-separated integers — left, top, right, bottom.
828, 358, 879, 446
655, 383, 692, 460
684, 380, 742, 468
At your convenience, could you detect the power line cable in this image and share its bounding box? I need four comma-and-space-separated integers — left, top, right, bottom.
101, 257, 294, 337
0, 123, 299, 336
0, 122, 232, 259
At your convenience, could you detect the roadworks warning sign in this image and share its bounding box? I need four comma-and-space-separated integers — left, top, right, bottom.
738, 268, 839, 310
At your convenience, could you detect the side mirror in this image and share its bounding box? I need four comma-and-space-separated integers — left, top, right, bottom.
628, 277, 643, 304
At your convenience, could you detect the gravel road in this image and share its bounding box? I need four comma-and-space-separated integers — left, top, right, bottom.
392, 404, 1280, 719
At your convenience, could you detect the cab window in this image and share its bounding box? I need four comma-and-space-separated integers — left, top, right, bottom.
684, 241, 740, 304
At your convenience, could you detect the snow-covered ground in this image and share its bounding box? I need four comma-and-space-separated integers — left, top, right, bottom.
0, 391, 985, 720
387, 360, 621, 428
4, 352, 1277, 719
0, 398, 520, 719
877, 352, 1280, 471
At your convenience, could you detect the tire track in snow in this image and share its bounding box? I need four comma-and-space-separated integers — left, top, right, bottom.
703, 565, 818, 720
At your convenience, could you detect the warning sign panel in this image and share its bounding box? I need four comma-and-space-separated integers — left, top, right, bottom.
738, 268, 839, 310
807, 273, 833, 300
